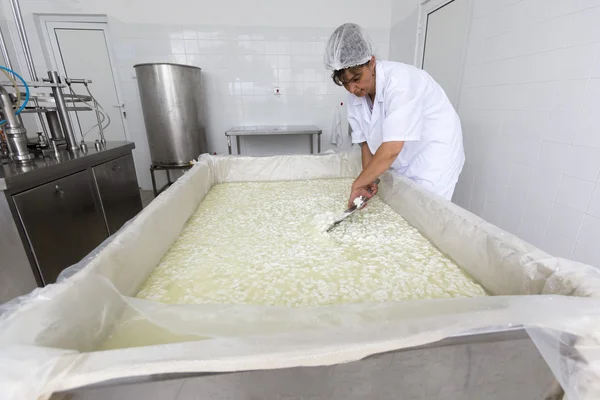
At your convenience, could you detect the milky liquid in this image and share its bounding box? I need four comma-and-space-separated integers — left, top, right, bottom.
135, 179, 487, 307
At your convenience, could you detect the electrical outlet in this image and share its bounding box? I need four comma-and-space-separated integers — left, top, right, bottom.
273, 87, 281, 95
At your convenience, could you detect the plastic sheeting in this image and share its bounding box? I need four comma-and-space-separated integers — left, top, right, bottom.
1, 150, 600, 400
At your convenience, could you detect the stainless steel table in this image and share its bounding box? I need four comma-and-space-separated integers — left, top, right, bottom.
225, 125, 322, 155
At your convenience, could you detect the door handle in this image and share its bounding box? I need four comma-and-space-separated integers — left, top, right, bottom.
112, 104, 126, 118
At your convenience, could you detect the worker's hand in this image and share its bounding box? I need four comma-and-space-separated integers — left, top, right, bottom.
348, 184, 375, 209
366, 181, 378, 197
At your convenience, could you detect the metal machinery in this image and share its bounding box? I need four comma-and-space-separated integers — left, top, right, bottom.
134, 63, 207, 196
0, 0, 142, 303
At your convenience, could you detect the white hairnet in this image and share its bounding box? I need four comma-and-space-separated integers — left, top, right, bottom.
324, 23, 374, 71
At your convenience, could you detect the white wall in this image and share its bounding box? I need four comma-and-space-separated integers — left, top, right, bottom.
0, 0, 391, 189
454, 0, 600, 267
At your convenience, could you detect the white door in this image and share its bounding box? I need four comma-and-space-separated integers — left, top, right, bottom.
417, 0, 472, 108
38, 18, 127, 142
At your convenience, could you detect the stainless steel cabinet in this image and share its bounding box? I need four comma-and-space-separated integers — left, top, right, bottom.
0, 143, 140, 302
93, 154, 142, 234
13, 170, 109, 285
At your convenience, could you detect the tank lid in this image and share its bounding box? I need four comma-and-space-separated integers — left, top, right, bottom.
133, 62, 201, 70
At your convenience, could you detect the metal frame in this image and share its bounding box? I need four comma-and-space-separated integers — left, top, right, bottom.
149, 164, 193, 197
57, 326, 562, 399
68, 328, 530, 390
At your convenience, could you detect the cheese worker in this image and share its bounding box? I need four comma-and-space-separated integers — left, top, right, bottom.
324, 23, 465, 207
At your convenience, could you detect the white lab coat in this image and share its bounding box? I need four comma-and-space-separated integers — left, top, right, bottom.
348, 60, 465, 200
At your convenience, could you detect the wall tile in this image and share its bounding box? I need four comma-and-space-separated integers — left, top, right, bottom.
520, 197, 554, 248
588, 184, 600, 218
517, 82, 558, 111
578, 0, 600, 11
564, 146, 600, 181
538, 141, 570, 175
569, 6, 600, 45
277, 40, 291, 55
574, 112, 600, 148
499, 207, 525, 235
532, 14, 572, 53
501, 110, 548, 139
544, 111, 579, 144
550, 79, 589, 113
184, 39, 199, 54
514, 0, 547, 30
543, 231, 576, 259
473, 0, 518, 19
573, 242, 600, 268
483, 201, 503, 226
533, 48, 566, 82
544, 0, 579, 19
485, 4, 518, 38
548, 203, 585, 239
556, 176, 595, 212
529, 169, 562, 204
577, 215, 600, 248
458, 3, 600, 265
593, 47, 600, 77
582, 79, 600, 113
504, 164, 533, 213
560, 43, 600, 79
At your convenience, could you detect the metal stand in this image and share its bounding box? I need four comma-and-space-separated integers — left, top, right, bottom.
150, 164, 193, 197
225, 125, 322, 155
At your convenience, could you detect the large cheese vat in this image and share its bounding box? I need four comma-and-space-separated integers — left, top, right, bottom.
134, 63, 208, 166
1, 150, 600, 400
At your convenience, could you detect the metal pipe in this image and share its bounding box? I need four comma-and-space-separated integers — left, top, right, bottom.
66, 78, 92, 84
48, 71, 78, 151
45, 111, 64, 140
9, 0, 37, 80
86, 83, 106, 145
9, 0, 51, 144
0, 85, 20, 127
0, 85, 33, 162
0, 24, 14, 72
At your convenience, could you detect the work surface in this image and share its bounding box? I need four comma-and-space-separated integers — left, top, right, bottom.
0, 141, 135, 191
136, 179, 486, 307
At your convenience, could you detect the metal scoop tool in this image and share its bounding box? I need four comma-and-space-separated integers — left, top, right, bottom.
326, 179, 380, 233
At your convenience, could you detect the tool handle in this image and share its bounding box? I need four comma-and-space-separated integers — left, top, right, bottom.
367, 178, 380, 195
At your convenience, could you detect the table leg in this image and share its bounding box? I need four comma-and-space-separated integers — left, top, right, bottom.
309, 134, 314, 154
150, 166, 158, 197
236, 136, 241, 155
317, 134, 321, 153
227, 136, 232, 155
166, 169, 171, 185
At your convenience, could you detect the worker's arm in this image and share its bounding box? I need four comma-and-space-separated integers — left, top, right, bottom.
361, 142, 373, 169
348, 141, 404, 207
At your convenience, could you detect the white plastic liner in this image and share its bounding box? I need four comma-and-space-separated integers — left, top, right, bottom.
1, 150, 600, 400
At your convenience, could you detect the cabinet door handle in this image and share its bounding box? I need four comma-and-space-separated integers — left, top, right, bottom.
112, 163, 121, 171
55, 184, 65, 197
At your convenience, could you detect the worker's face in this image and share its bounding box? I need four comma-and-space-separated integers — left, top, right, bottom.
340, 57, 376, 97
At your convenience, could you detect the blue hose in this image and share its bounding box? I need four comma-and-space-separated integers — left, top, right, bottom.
0, 65, 30, 125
